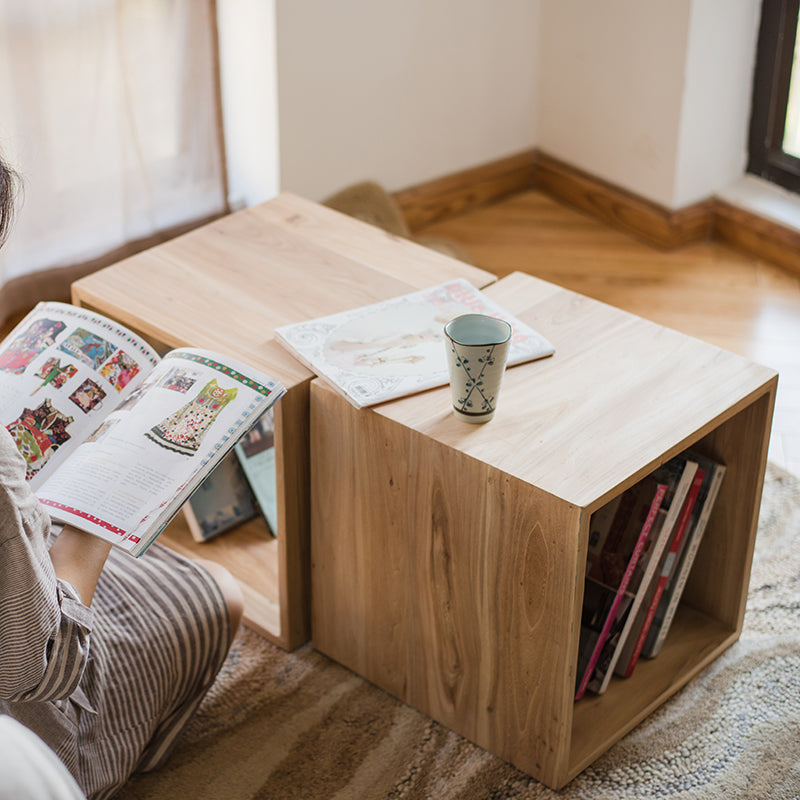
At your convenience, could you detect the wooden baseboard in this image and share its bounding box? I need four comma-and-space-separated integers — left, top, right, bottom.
393, 148, 714, 249
713, 200, 800, 276
532, 152, 714, 250
393, 150, 538, 232
394, 148, 800, 275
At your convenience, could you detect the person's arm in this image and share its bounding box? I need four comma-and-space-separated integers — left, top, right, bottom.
0, 432, 95, 703
48, 525, 111, 606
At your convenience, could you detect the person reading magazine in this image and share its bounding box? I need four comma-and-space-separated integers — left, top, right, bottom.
0, 153, 284, 799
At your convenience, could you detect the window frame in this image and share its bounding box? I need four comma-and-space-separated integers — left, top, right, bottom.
748, 0, 800, 192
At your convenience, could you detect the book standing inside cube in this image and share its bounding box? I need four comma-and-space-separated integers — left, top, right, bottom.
616, 461, 707, 677
586, 454, 700, 693
577, 449, 728, 696
575, 476, 667, 699
643, 453, 727, 658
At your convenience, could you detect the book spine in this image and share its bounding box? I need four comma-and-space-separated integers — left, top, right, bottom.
619, 468, 705, 677
599, 459, 699, 690
575, 482, 667, 700
645, 463, 726, 658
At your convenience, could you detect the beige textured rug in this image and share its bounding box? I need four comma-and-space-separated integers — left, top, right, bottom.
115, 464, 800, 800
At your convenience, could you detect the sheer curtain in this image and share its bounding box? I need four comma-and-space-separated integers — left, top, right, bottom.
0, 0, 226, 324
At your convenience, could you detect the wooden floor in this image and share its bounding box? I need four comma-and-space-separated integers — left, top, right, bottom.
419, 189, 800, 477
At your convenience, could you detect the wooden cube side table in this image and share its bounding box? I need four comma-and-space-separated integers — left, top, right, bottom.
310, 271, 777, 788
70, 192, 496, 650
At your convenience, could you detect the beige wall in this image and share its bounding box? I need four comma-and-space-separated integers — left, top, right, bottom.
274, 0, 540, 202
225, 1, 762, 211
538, 0, 761, 209
537, 0, 691, 207
217, 0, 280, 209
675, 0, 761, 208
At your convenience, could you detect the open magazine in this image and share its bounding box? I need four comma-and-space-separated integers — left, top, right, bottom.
275, 278, 555, 408
0, 302, 285, 556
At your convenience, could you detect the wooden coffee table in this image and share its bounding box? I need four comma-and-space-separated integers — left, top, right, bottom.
70, 192, 495, 650
310, 271, 778, 788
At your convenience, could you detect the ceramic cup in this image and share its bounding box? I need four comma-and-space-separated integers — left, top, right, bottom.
444, 313, 512, 423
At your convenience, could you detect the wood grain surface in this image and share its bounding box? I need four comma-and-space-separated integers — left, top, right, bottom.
310, 272, 776, 788
420, 189, 800, 479
70, 192, 495, 649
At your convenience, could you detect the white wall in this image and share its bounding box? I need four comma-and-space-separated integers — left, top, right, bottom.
537, 0, 761, 210
217, 0, 280, 209
274, 0, 540, 202
673, 0, 761, 207
536, 0, 760, 208
537, 0, 691, 208
223, 0, 763, 212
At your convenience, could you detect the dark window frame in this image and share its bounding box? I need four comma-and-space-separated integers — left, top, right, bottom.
748, 0, 800, 192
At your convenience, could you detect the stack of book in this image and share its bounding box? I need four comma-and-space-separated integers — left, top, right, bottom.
575, 450, 726, 700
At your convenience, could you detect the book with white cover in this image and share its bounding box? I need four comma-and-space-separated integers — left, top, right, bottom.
275, 279, 555, 408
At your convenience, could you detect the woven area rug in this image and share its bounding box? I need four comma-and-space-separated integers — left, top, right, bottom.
115, 464, 800, 800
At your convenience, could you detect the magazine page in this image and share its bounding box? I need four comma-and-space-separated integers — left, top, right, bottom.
0, 302, 160, 491
36, 348, 285, 556
275, 278, 555, 408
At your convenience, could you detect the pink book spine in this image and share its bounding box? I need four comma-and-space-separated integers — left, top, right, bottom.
620, 469, 706, 678
575, 483, 668, 700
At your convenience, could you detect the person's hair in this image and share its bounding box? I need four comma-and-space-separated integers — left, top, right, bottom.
0, 155, 19, 248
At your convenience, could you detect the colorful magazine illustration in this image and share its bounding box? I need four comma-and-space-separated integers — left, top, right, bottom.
275, 278, 555, 408
0, 302, 285, 556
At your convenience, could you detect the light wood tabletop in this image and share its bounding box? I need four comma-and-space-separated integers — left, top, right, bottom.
71, 192, 496, 649
310, 271, 777, 788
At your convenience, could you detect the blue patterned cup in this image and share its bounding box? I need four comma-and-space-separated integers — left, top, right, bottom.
444, 313, 512, 423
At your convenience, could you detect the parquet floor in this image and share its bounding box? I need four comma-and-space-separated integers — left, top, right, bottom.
419, 189, 800, 477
